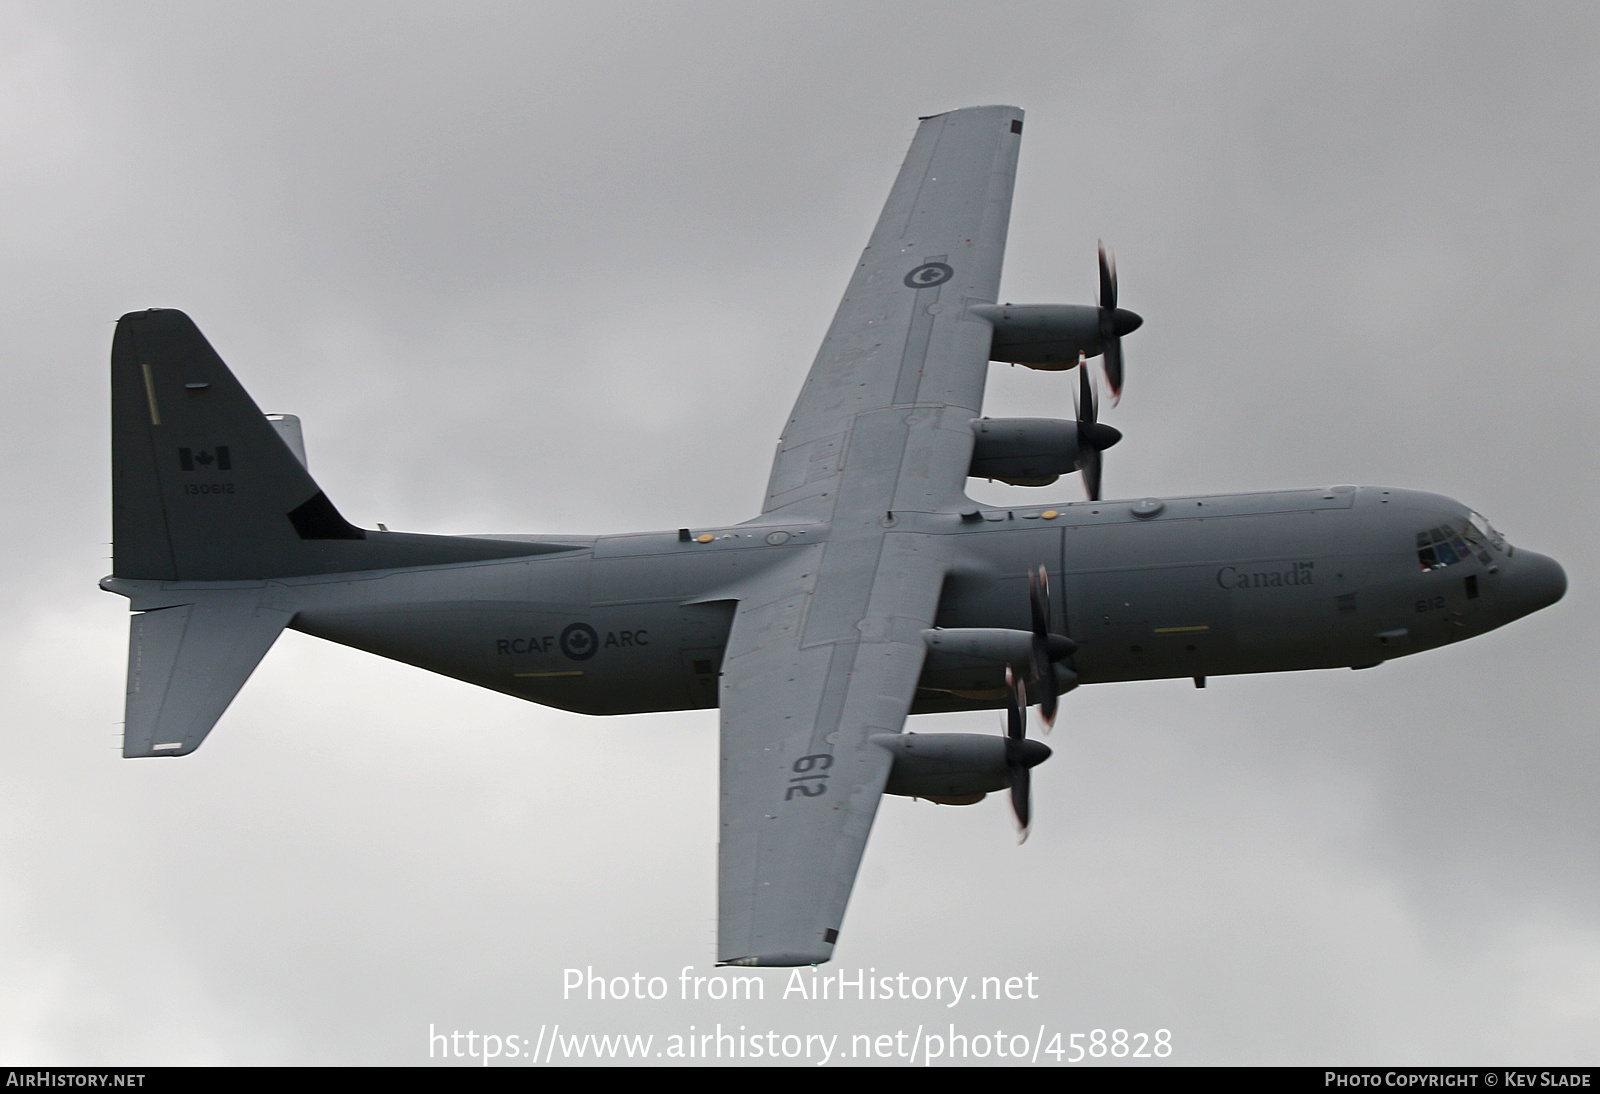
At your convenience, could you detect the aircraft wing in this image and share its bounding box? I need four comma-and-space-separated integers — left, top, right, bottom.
761, 105, 1022, 522
719, 106, 1022, 965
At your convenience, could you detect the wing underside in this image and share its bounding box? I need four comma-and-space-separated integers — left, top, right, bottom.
762, 106, 1022, 522
719, 106, 1023, 965
717, 535, 949, 965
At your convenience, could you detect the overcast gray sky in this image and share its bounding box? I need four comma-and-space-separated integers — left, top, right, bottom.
2, 0, 1596, 1066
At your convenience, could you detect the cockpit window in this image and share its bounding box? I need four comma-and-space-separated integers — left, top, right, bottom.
1418, 514, 1507, 571
1467, 511, 1510, 554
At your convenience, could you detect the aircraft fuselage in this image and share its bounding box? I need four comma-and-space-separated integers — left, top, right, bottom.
284, 485, 1564, 717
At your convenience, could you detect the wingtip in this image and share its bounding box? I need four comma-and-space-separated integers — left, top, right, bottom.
918, 105, 1024, 121
718, 951, 833, 968
116, 307, 194, 327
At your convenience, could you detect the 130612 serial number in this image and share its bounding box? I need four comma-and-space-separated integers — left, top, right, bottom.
181, 482, 236, 495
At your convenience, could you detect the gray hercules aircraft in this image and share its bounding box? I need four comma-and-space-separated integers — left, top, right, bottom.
103, 105, 1566, 967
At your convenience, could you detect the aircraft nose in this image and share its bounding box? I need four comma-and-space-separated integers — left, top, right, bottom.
1502, 551, 1567, 616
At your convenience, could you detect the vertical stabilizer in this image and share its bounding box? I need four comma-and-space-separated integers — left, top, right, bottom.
112, 309, 361, 581
110, 308, 565, 579
107, 309, 583, 758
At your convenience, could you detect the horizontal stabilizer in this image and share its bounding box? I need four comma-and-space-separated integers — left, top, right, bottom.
123, 589, 292, 758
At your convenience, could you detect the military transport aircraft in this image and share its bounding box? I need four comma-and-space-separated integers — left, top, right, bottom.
103, 105, 1566, 968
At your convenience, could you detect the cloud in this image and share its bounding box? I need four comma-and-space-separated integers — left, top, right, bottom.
2, 0, 1594, 1064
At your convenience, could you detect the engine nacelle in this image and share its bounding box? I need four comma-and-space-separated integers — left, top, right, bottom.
872, 731, 1051, 802
923, 627, 1035, 668
968, 417, 1081, 486
969, 303, 1143, 371
920, 627, 1078, 698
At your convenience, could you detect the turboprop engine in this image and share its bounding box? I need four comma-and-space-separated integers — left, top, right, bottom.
970, 241, 1140, 416
874, 663, 1050, 840
920, 627, 1077, 698
872, 731, 1050, 806
968, 417, 1121, 487
970, 302, 1142, 370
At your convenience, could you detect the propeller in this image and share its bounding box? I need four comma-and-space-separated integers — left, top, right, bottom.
1075, 361, 1121, 501
1097, 242, 1138, 404
1028, 565, 1077, 730
1004, 666, 1033, 842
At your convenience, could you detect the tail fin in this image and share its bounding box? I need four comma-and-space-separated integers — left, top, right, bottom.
111, 308, 554, 579
109, 309, 581, 758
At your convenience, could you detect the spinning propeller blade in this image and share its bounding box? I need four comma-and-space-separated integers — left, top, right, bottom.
1026, 565, 1078, 732
1076, 362, 1107, 501
1029, 566, 1058, 727
1098, 242, 1125, 404
1004, 666, 1032, 842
